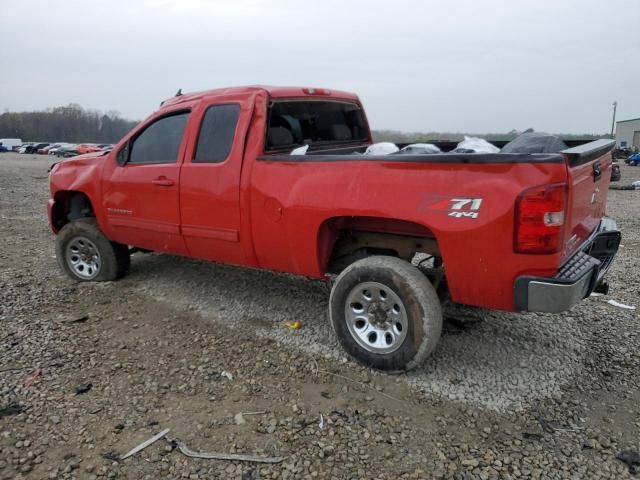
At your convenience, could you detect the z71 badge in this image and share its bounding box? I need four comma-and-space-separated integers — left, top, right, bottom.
418, 195, 483, 219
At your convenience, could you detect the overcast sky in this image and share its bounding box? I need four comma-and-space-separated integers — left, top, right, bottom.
1, 0, 639, 134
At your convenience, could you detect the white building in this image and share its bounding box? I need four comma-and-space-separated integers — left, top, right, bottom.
615, 117, 640, 149
0, 138, 22, 150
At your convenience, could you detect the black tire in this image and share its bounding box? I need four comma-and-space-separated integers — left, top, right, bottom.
329, 256, 442, 372
113, 242, 131, 279
55, 219, 130, 282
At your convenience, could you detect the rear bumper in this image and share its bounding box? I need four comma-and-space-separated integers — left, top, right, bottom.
514, 218, 620, 312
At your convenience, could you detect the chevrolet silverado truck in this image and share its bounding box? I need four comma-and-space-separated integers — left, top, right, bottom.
47, 86, 621, 372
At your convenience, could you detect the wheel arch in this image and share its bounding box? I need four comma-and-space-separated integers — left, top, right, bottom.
316, 215, 442, 275
51, 190, 96, 232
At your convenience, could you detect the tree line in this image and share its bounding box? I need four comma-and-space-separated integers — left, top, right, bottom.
0, 104, 139, 143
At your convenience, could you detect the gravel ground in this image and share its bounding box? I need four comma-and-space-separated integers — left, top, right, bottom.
1, 153, 639, 479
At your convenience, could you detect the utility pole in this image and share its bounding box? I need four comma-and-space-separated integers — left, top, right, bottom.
611, 101, 617, 138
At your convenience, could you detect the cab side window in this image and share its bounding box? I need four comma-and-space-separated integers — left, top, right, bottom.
129, 112, 189, 164
194, 104, 240, 163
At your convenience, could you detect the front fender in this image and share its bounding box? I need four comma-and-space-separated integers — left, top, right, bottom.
48, 154, 108, 232
47, 199, 58, 233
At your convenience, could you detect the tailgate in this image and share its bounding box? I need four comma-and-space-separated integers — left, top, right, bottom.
562, 139, 615, 259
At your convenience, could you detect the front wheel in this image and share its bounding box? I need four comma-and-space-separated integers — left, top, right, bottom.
55, 219, 130, 282
329, 256, 442, 372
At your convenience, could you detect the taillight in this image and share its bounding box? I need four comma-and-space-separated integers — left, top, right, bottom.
514, 183, 567, 254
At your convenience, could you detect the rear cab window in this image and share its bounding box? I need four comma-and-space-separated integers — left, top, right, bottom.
194, 104, 241, 163
265, 100, 368, 152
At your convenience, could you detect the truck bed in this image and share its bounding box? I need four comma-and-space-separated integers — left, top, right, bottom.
256, 139, 614, 310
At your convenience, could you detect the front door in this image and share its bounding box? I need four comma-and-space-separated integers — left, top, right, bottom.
102, 110, 190, 253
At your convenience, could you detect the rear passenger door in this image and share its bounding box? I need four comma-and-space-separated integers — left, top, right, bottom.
179, 94, 256, 264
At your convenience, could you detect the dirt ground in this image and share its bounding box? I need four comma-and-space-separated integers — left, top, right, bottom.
1, 153, 639, 479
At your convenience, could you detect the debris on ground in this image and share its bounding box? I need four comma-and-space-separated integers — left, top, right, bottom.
101, 451, 121, 462
241, 410, 267, 416
61, 314, 89, 324
616, 449, 640, 474
284, 320, 302, 330
220, 370, 233, 381
167, 436, 285, 464
234, 413, 246, 425
610, 184, 638, 190
74, 383, 93, 395
120, 428, 171, 460
606, 299, 636, 310
610, 179, 640, 190
0, 403, 25, 417
23, 368, 42, 388
535, 415, 555, 434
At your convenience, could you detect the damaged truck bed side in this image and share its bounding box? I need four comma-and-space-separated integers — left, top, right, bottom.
47, 86, 620, 372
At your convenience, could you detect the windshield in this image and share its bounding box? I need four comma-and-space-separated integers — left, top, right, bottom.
265, 100, 368, 150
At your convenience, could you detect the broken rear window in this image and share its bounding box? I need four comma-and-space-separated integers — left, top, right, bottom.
265, 100, 368, 150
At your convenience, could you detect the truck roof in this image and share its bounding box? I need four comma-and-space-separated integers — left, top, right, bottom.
161, 85, 360, 109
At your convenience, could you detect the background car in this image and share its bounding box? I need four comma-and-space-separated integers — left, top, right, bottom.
17, 143, 34, 153
48, 143, 70, 155
626, 153, 640, 166
39, 143, 64, 154
20, 142, 49, 154
54, 144, 78, 158
76, 144, 102, 155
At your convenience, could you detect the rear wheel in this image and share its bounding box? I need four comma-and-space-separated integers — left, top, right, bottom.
55, 219, 130, 282
329, 256, 442, 372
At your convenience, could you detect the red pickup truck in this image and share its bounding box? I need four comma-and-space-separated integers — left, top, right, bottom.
48, 86, 620, 372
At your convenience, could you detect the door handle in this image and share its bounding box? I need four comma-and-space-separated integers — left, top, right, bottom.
152, 177, 174, 187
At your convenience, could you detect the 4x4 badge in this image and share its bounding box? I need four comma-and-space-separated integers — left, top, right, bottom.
419, 195, 483, 219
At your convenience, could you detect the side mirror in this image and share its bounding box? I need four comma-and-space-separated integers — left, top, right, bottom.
116, 142, 130, 166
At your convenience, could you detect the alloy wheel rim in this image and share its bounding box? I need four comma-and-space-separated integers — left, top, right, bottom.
65, 236, 102, 280
344, 281, 408, 354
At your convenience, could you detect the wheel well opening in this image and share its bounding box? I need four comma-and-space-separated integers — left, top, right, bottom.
52, 191, 94, 231
318, 217, 442, 275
